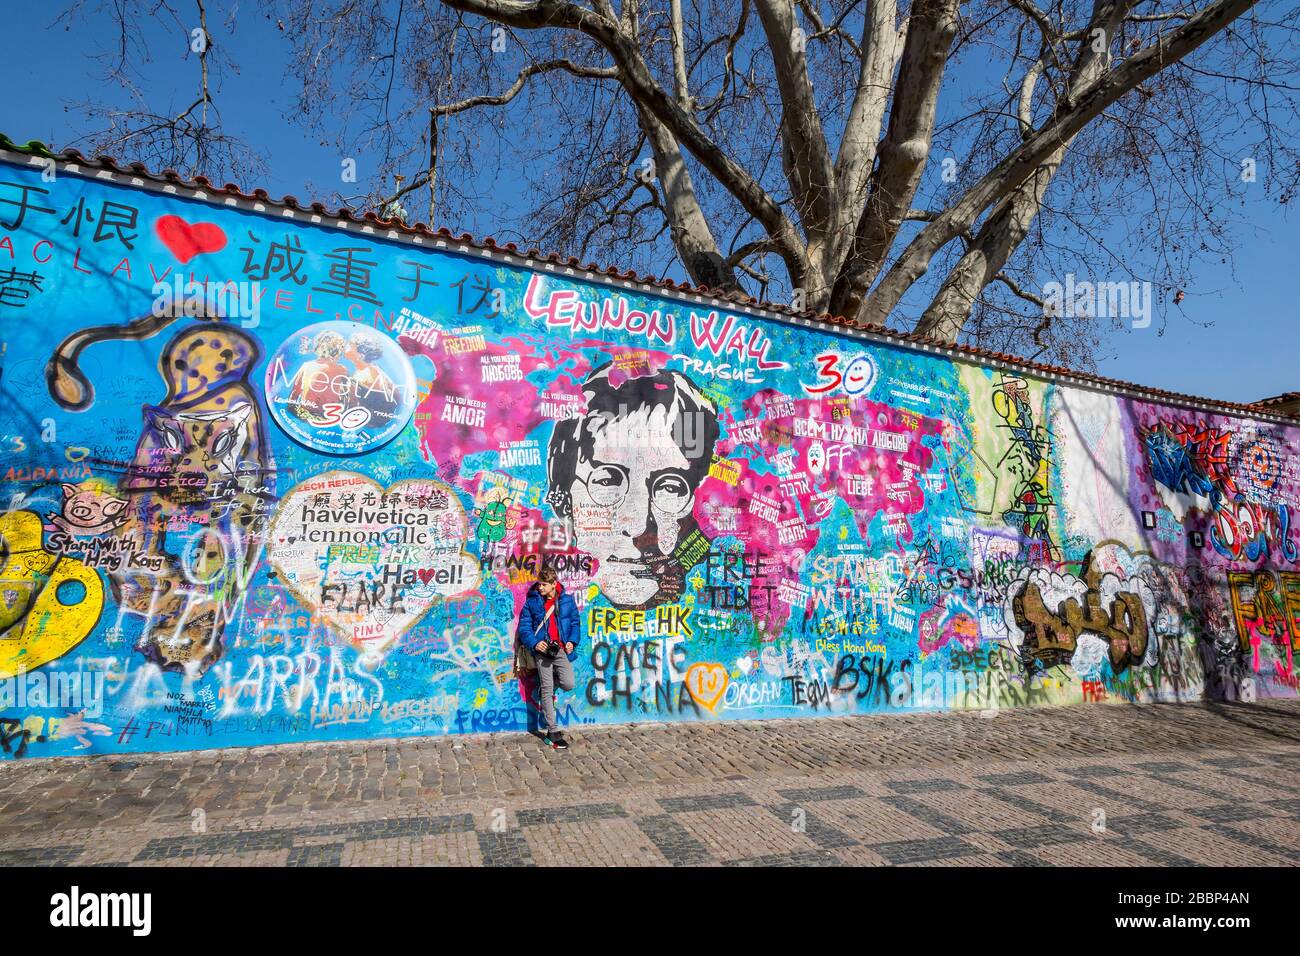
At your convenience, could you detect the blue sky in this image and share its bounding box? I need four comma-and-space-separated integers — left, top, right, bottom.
2, 3, 1294, 406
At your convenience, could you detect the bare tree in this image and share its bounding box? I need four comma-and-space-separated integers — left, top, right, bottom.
58, 0, 265, 182
57, 0, 1300, 367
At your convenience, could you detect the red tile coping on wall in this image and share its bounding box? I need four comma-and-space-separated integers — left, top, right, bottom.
0, 134, 1293, 426
1251, 392, 1300, 409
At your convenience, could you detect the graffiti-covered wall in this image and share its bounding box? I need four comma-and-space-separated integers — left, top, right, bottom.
1, 150, 1297, 759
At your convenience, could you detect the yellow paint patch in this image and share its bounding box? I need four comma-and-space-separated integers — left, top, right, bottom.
0, 510, 104, 678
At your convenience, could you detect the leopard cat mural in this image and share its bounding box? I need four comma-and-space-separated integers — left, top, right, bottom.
48, 313, 276, 674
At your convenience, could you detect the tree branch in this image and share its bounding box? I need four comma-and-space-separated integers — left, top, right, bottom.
834, 0, 906, 227
637, 104, 740, 290
754, 0, 837, 238
440, 0, 812, 287
828, 0, 960, 314
432, 58, 618, 116
851, 0, 1257, 330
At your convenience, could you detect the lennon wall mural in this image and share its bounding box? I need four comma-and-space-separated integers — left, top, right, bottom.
0, 150, 1297, 759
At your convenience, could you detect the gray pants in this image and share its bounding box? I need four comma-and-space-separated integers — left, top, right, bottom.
534, 653, 575, 733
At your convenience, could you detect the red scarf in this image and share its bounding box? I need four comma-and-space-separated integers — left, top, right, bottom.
543, 586, 562, 645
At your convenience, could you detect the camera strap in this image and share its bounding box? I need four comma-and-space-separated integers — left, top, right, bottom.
533, 602, 556, 639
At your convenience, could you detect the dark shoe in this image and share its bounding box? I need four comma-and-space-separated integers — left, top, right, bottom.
547, 732, 569, 750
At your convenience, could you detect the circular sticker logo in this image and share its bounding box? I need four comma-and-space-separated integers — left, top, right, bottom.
266, 321, 417, 455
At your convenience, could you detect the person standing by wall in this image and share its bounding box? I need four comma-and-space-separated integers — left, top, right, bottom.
516, 567, 581, 749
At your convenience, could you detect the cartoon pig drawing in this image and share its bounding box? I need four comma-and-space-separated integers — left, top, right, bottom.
49, 481, 129, 536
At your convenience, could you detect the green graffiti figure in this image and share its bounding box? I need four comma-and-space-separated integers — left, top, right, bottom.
475, 498, 511, 543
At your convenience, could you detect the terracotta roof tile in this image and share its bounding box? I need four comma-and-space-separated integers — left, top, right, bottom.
1251, 392, 1300, 408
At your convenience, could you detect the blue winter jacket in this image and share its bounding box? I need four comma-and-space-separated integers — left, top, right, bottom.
517, 584, 582, 662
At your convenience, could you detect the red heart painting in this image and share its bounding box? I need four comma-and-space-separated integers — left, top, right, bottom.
154, 215, 227, 264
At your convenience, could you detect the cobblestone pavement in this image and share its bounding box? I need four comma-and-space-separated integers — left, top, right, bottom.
1, 699, 1297, 866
